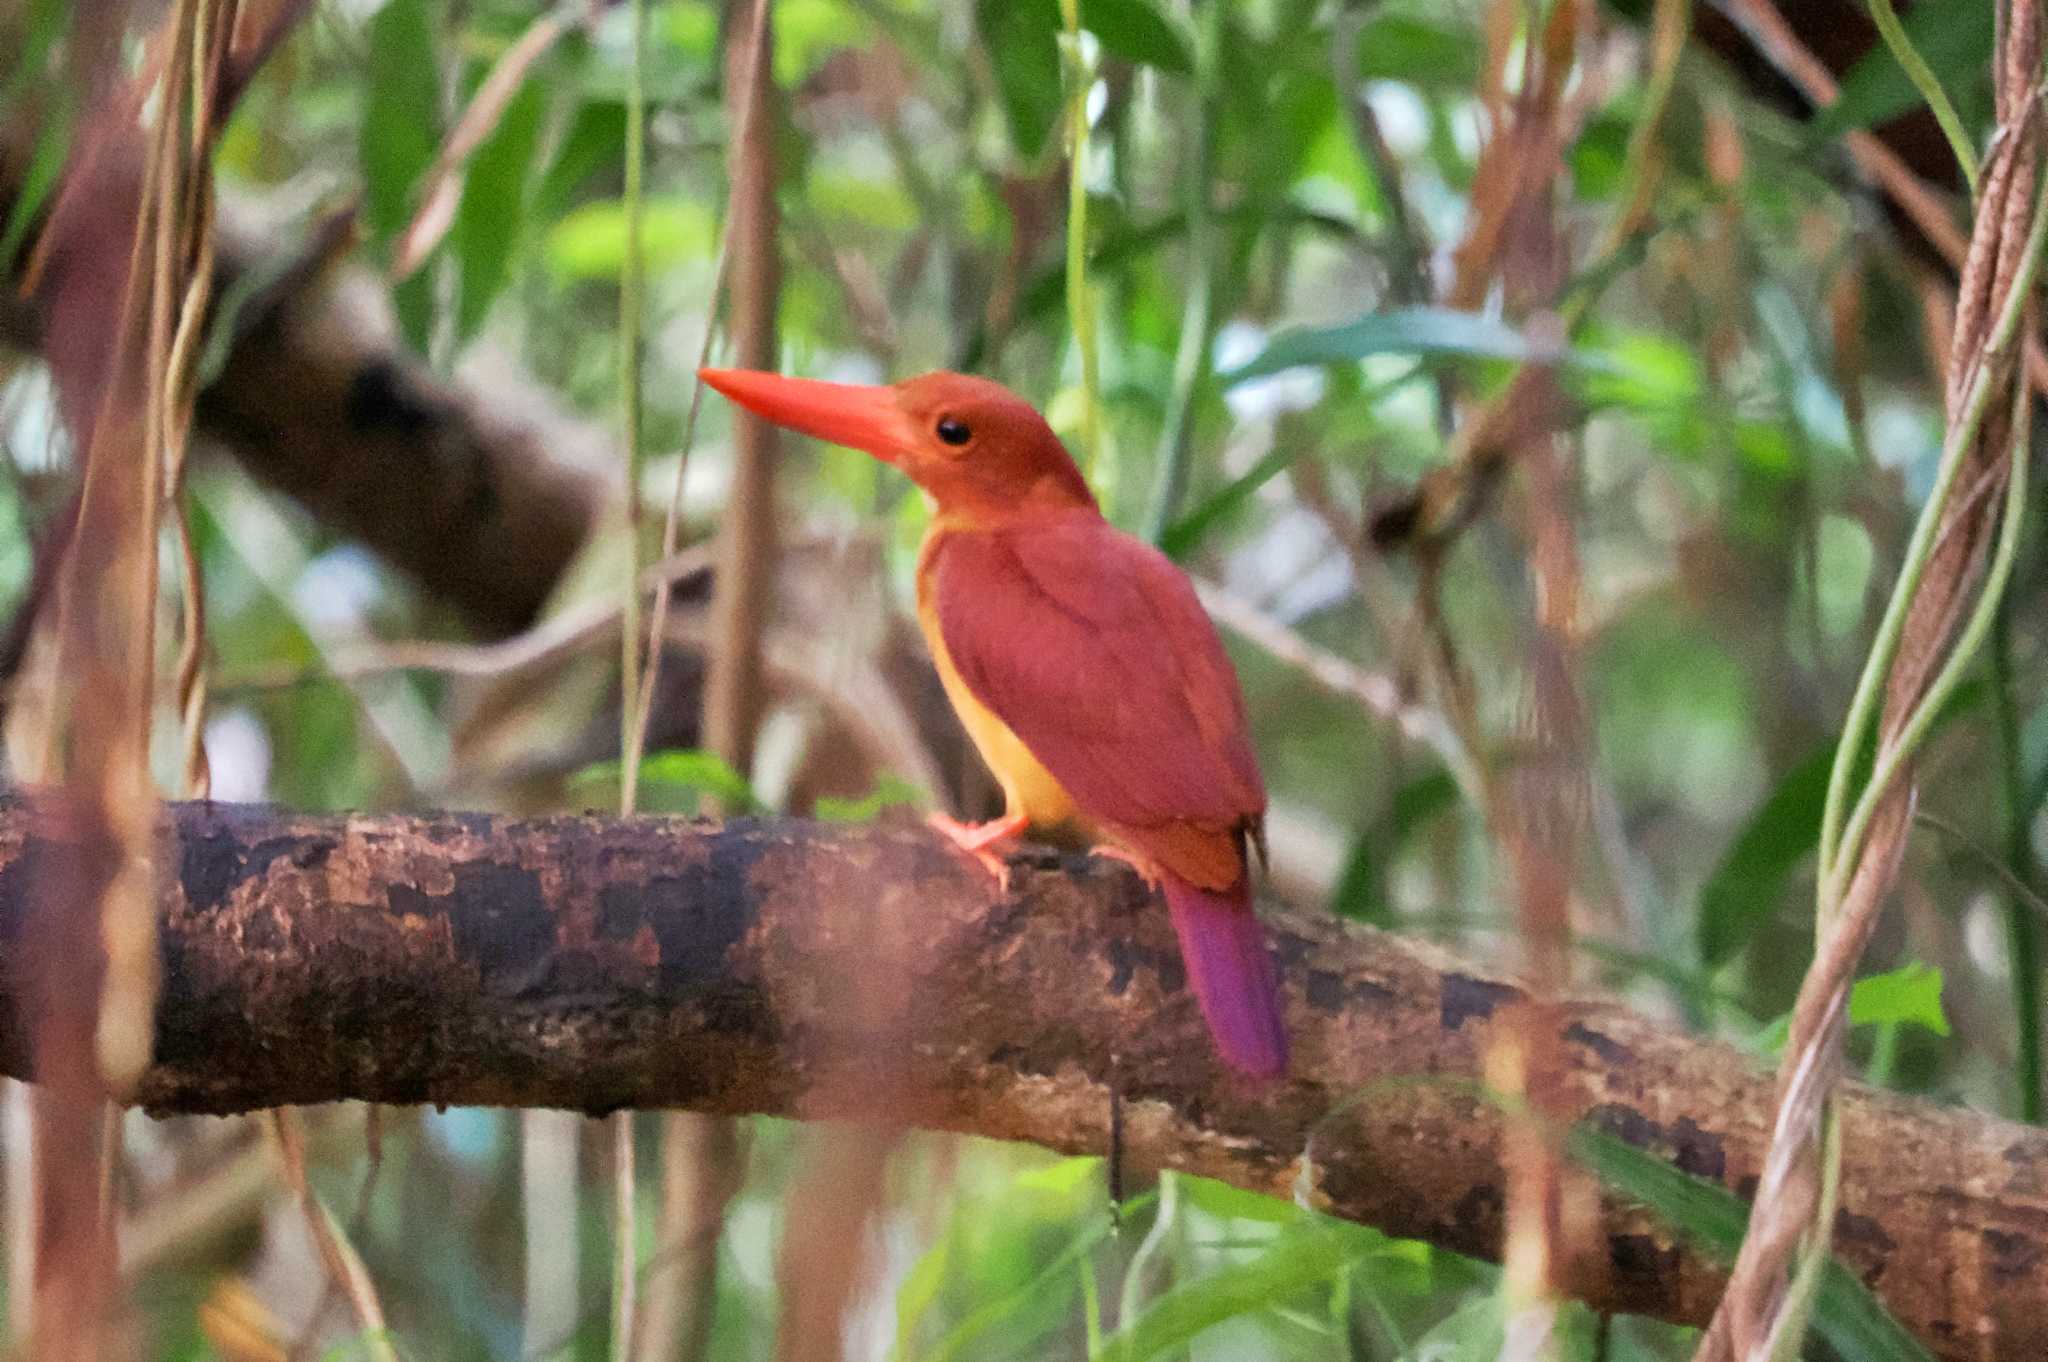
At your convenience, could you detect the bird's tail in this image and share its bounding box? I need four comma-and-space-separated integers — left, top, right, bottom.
1163, 874, 1288, 1079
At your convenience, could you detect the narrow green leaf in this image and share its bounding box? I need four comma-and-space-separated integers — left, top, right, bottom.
813, 774, 927, 823
1011, 1154, 1106, 1202
1700, 680, 1986, 968
1697, 741, 1833, 968
453, 77, 546, 341
1220, 308, 1601, 387
1754, 966, 1947, 1058
534, 100, 627, 228
913, 1218, 1112, 1362
1859, 0, 1978, 190
362, 0, 443, 351
1570, 1127, 1935, 1362
0, 0, 66, 108
362, 0, 442, 243
1811, 0, 1993, 143
638, 751, 757, 810
891, 1236, 951, 1362
1355, 11, 1480, 88
1848, 962, 1950, 1036
1094, 1229, 1367, 1362
1080, 0, 1192, 73
1158, 441, 1296, 559
1400, 1291, 1503, 1362
0, 90, 71, 272
976, 0, 1062, 158
1331, 770, 1459, 924
571, 749, 759, 813
0, 0, 74, 267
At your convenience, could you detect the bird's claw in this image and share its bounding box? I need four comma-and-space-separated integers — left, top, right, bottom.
927, 811, 1028, 891
1089, 843, 1162, 891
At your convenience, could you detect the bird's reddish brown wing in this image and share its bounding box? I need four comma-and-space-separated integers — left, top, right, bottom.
929, 512, 1264, 888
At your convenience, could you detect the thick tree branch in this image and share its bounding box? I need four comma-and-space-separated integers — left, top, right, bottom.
0, 797, 2035, 1358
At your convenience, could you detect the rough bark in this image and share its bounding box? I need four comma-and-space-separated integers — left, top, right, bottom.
0, 797, 2035, 1358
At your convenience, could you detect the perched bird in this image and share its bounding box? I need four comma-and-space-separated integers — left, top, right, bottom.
700, 367, 1288, 1079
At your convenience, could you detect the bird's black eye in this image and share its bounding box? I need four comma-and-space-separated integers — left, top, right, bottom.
935, 416, 972, 446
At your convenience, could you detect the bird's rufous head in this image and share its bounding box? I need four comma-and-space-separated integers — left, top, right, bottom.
699, 368, 1096, 519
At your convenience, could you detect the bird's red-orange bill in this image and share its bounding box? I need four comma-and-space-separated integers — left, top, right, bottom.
698, 367, 913, 464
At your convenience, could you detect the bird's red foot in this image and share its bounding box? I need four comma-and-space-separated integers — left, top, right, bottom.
1090, 843, 1162, 891
928, 811, 1028, 889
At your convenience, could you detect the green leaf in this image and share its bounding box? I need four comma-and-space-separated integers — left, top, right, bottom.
1010, 1155, 1106, 1207
362, 0, 441, 243
362, 0, 443, 351
1401, 1291, 1503, 1362
1094, 1229, 1368, 1362
0, 88, 71, 272
1081, 0, 1192, 73
639, 750, 757, 810
1220, 308, 1604, 387
1849, 962, 1950, 1036
1355, 11, 1480, 88
570, 749, 759, 813
1173, 1178, 1426, 1290
972, 0, 1190, 159
0, 0, 73, 268
776, 0, 874, 84
1158, 441, 1297, 558
1174, 1175, 1304, 1226
912, 1218, 1114, 1362
1574, 328, 1702, 414
1811, 0, 1993, 144
0, 0, 66, 110
1754, 966, 1948, 1056
892, 1235, 951, 1362
452, 76, 545, 341
1570, 1127, 1936, 1362
544, 195, 716, 281
1697, 741, 1833, 968
813, 774, 927, 823
809, 171, 923, 233
1698, 679, 1987, 969
977, 0, 1062, 158
533, 100, 626, 228
1331, 770, 1459, 924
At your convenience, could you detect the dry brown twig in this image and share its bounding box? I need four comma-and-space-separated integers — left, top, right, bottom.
1448, 5, 1611, 1354
12, 0, 249, 1350
634, 0, 779, 1356
1696, 4, 2045, 1357
267, 1109, 397, 1362
13, 5, 385, 1355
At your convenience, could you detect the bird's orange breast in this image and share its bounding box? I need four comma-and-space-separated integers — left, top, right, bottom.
915, 528, 1081, 831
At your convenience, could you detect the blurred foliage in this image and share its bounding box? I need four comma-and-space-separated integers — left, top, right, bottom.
0, 0, 2038, 1357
